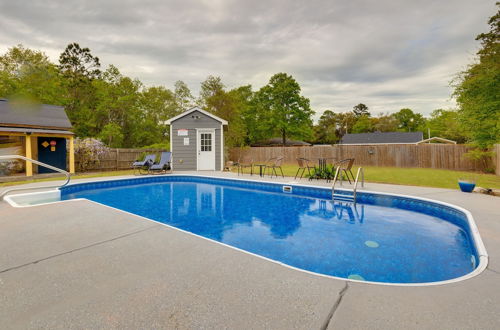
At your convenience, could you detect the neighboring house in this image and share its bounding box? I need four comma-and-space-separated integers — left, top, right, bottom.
340, 132, 424, 145
251, 138, 312, 147
0, 99, 75, 176
165, 107, 228, 171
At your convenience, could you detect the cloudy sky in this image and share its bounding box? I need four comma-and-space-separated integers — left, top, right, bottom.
0, 0, 496, 120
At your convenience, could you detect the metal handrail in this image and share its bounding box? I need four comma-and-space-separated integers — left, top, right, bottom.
332, 166, 364, 203
0, 155, 70, 198
352, 167, 364, 201
331, 165, 342, 199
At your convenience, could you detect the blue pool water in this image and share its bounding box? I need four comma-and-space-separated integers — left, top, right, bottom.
61, 177, 478, 284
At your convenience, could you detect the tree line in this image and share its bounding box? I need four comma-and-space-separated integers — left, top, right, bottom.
0, 4, 497, 151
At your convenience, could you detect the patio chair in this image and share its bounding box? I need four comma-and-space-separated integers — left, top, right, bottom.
132, 154, 156, 175
265, 156, 284, 178
149, 152, 172, 174
333, 158, 355, 183
237, 156, 254, 176
294, 158, 314, 180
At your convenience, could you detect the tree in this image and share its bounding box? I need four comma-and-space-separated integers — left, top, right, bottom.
351, 115, 373, 133
392, 108, 426, 132
173, 80, 194, 112
93, 65, 142, 147
453, 3, 500, 149
137, 85, 178, 146
253, 73, 314, 145
58, 43, 101, 80
199, 76, 251, 148
426, 109, 467, 143
0, 45, 63, 104
98, 123, 124, 148
313, 110, 340, 144
58, 43, 102, 137
372, 113, 399, 132
352, 103, 370, 117
199, 75, 224, 110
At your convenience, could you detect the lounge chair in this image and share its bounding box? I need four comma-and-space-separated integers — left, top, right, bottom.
149, 152, 172, 174
132, 154, 156, 175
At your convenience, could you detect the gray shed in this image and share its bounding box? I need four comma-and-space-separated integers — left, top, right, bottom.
166, 107, 228, 171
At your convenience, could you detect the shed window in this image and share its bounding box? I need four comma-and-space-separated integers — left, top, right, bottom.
201, 133, 212, 152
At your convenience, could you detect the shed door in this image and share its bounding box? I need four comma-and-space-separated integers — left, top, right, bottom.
37, 137, 67, 173
197, 130, 215, 170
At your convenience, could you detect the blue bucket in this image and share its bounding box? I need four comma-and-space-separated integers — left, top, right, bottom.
458, 181, 475, 193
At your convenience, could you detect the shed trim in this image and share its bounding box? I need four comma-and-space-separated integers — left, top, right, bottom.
220, 123, 224, 171
165, 107, 228, 125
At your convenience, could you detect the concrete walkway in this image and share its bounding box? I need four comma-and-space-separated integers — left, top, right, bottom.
0, 172, 499, 329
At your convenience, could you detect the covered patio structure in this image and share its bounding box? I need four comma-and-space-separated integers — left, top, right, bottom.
0, 99, 75, 176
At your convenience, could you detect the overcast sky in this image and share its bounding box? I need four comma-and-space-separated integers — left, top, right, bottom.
0, 0, 496, 120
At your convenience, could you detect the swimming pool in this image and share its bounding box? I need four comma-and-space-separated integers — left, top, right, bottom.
35, 175, 486, 285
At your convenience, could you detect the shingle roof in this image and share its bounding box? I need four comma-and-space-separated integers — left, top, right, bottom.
0, 99, 72, 130
340, 132, 423, 144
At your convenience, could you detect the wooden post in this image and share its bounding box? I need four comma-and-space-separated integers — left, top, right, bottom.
25, 134, 33, 176
69, 136, 75, 174
116, 149, 119, 170
495, 144, 500, 176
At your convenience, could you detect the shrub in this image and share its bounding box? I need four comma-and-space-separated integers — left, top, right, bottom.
72, 138, 109, 172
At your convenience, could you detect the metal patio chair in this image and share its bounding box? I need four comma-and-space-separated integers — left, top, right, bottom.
333, 158, 355, 183
265, 156, 284, 178
294, 157, 314, 180
237, 156, 254, 176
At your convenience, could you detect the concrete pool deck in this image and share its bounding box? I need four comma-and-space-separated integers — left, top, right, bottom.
0, 172, 499, 329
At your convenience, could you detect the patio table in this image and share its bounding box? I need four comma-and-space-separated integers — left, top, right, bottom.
254, 164, 267, 177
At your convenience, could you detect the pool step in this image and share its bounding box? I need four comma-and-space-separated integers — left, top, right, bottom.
332, 192, 355, 202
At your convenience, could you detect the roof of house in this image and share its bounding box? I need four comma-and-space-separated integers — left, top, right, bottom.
340, 132, 423, 145
251, 138, 312, 147
0, 99, 72, 130
165, 107, 228, 125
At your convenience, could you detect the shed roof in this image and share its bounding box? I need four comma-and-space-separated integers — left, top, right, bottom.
165, 107, 228, 125
340, 132, 423, 145
0, 99, 72, 130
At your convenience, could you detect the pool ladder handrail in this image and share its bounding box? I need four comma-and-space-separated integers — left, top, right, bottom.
332, 166, 364, 203
0, 155, 71, 199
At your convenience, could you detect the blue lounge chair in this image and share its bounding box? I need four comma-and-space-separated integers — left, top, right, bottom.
132, 154, 156, 175
149, 152, 172, 174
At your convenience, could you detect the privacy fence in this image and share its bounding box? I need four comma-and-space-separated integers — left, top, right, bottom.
74, 145, 499, 173
230, 144, 499, 172
75, 148, 165, 172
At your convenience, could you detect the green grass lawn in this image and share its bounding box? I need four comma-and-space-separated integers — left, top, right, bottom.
1, 166, 499, 190
233, 165, 500, 189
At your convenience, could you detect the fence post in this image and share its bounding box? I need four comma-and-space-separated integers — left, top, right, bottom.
495, 144, 500, 176
116, 149, 119, 171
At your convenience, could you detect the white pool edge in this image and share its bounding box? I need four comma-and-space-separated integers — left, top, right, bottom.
3, 174, 489, 287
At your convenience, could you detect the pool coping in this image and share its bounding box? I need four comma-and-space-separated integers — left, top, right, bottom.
3, 174, 489, 287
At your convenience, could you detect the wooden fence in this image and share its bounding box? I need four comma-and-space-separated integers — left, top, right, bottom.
75, 148, 166, 172
230, 144, 493, 172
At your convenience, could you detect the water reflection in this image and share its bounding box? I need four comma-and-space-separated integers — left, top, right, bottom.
166, 183, 365, 240
306, 199, 365, 224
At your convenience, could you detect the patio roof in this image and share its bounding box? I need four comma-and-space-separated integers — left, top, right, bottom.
0, 99, 72, 130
